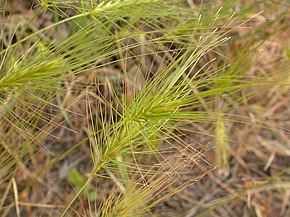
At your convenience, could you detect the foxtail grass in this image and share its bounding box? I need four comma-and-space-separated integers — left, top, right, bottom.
0, 0, 289, 216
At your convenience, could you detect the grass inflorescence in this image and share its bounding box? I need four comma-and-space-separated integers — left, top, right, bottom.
0, 0, 289, 216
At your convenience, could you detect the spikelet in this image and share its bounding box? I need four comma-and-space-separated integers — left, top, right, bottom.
215, 115, 229, 177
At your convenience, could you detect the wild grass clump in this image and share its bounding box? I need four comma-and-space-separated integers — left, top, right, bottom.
0, 0, 289, 216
